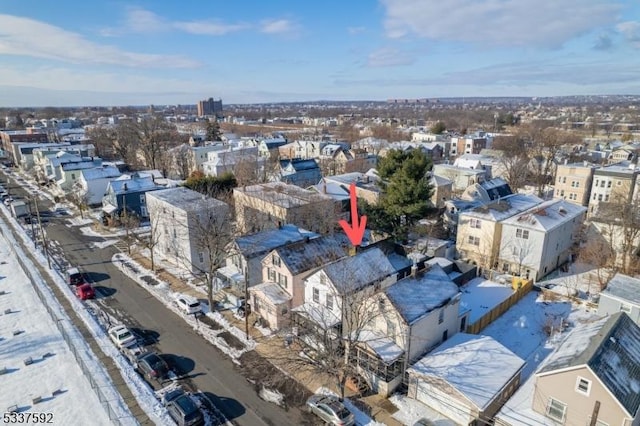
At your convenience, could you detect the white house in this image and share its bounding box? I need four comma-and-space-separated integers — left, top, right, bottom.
146, 187, 230, 274
56, 158, 103, 192
292, 248, 398, 344
201, 145, 264, 177
354, 264, 462, 396
498, 199, 586, 280
598, 273, 640, 325
78, 165, 122, 206
408, 333, 524, 425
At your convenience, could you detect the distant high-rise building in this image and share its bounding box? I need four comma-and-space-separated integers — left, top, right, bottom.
197, 97, 223, 117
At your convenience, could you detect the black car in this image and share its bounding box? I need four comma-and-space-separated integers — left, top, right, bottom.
167, 394, 204, 426
136, 352, 170, 382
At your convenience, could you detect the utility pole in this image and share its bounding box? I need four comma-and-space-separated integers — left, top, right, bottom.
33, 197, 51, 269
244, 269, 250, 341
27, 198, 37, 248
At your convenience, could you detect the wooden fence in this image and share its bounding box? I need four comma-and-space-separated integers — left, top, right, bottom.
465, 279, 533, 335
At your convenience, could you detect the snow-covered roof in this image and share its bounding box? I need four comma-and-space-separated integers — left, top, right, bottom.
429, 174, 452, 187
323, 248, 396, 295
501, 198, 586, 232
385, 264, 459, 325
311, 180, 350, 201
408, 333, 524, 411
250, 282, 292, 305
357, 329, 404, 363
80, 166, 121, 181
601, 273, 640, 306
462, 193, 543, 222
108, 175, 164, 195
61, 159, 102, 171
235, 225, 319, 258
324, 172, 380, 191
147, 187, 228, 212
538, 313, 640, 416
234, 182, 332, 208
386, 253, 413, 273
595, 160, 638, 177
280, 158, 319, 171
274, 236, 349, 276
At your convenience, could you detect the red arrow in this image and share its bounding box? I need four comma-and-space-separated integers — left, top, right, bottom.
339, 182, 367, 246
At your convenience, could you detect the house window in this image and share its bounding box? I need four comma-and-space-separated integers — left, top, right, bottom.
605, 194, 609, 202
617, 181, 622, 186
312, 288, 320, 303
326, 294, 333, 311
598, 194, 603, 201
438, 309, 444, 324
198, 251, 204, 264
571, 181, 576, 187
562, 177, 566, 183
621, 303, 632, 313
272, 254, 281, 266
607, 181, 612, 188
268, 268, 276, 281
575, 181, 579, 188
140, 194, 146, 204
320, 274, 326, 285
71, 173, 76, 180
281, 306, 288, 315
545, 398, 567, 423
600, 180, 605, 187
467, 235, 480, 246
516, 229, 529, 239
470, 218, 481, 229
560, 190, 564, 197
279, 273, 288, 289
595, 179, 599, 186
576, 377, 591, 395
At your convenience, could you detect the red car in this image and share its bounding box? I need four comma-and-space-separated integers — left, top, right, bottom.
76, 283, 95, 300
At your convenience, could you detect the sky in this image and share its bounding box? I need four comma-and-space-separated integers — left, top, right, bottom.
1, 0, 640, 106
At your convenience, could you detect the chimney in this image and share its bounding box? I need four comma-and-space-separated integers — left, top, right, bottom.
410, 262, 418, 277
348, 245, 357, 257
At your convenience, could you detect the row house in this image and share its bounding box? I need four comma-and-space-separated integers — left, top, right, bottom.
0, 129, 49, 165
249, 235, 350, 330
257, 137, 288, 158
56, 157, 103, 192
77, 165, 122, 206
553, 161, 596, 206
166, 143, 226, 179
102, 173, 166, 219
233, 182, 335, 235
453, 153, 508, 181
291, 247, 398, 347
278, 140, 328, 160
357, 263, 462, 396
456, 193, 543, 274
202, 145, 264, 178
223, 225, 320, 290
277, 158, 322, 188
146, 187, 230, 275
498, 199, 586, 280
598, 273, 640, 325
588, 161, 639, 217
450, 131, 491, 157
433, 164, 487, 194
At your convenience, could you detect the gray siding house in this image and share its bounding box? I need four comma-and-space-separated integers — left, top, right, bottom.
598, 273, 640, 325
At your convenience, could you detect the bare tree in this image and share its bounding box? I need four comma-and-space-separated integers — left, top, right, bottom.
167, 198, 234, 310
577, 230, 615, 291
116, 116, 179, 171
86, 126, 118, 160
67, 182, 91, 219
492, 135, 530, 193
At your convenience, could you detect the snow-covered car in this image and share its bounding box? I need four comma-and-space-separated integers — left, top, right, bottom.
306, 395, 355, 426
174, 294, 202, 316
108, 325, 137, 349
3, 197, 14, 206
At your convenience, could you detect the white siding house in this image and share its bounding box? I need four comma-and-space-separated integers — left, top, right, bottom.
78, 165, 122, 206
498, 199, 586, 281
146, 187, 230, 275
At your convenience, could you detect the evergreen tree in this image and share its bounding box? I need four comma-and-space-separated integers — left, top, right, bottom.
206, 119, 222, 141
365, 149, 433, 241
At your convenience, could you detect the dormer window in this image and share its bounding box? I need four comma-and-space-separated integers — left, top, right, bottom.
272, 254, 281, 267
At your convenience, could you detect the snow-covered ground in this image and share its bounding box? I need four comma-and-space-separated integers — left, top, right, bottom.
390, 289, 603, 424
0, 229, 116, 425
460, 277, 515, 323
0, 202, 172, 425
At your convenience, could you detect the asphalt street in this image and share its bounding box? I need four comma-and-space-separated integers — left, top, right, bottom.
0, 169, 311, 426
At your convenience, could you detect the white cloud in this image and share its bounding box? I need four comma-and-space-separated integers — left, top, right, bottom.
260, 19, 298, 35
380, 0, 621, 47
124, 7, 165, 33
0, 14, 199, 68
348, 26, 366, 35
617, 21, 640, 48
367, 47, 414, 67
173, 20, 250, 35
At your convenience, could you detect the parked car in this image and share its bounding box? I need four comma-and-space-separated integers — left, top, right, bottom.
108, 325, 137, 349
166, 394, 204, 426
66, 267, 85, 286
174, 294, 202, 316
76, 283, 95, 300
3, 197, 14, 206
136, 352, 170, 382
237, 299, 251, 317
306, 395, 355, 426
160, 386, 186, 407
